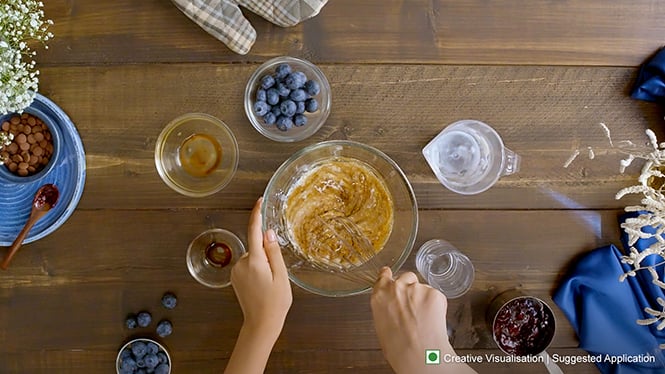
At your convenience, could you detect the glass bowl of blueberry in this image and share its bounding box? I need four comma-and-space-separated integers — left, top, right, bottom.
116, 338, 171, 374
244, 56, 331, 142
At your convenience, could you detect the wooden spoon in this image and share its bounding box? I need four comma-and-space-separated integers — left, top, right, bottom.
1, 184, 59, 270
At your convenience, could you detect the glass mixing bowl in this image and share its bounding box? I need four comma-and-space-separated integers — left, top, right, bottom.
262, 140, 418, 296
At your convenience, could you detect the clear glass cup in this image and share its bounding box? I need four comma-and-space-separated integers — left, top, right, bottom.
186, 228, 246, 288
422, 119, 520, 195
415, 239, 474, 299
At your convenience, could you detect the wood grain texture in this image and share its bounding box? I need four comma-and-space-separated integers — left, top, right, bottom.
0, 209, 623, 372
2, 0, 661, 372
40, 0, 665, 66
36, 63, 660, 210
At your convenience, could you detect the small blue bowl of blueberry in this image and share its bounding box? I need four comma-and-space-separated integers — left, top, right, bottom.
116, 338, 171, 374
244, 56, 331, 142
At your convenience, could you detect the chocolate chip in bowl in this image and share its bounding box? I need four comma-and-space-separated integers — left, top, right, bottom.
0, 108, 60, 183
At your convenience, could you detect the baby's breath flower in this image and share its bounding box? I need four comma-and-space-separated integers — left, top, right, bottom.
0, 0, 53, 115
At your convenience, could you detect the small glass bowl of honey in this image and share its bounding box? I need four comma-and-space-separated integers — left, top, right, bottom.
155, 113, 239, 197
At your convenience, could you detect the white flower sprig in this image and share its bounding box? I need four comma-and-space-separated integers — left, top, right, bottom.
608, 127, 665, 348
0, 0, 53, 115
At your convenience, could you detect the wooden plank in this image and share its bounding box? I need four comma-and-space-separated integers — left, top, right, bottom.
0, 209, 625, 343
41, 0, 665, 66
0, 348, 601, 373
36, 64, 658, 210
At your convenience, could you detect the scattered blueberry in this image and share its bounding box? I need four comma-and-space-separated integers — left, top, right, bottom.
294, 114, 307, 127
280, 100, 297, 117
136, 311, 152, 328
266, 88, 280, 105
131, 341, 148, 359
125, 315, 138, 330
275, 63, 292, 79
156, 320, 173, 338
304, 80, 320, 96
144, 354, 160, 369
253, 100, 270, 116
276, 82, 290, 97
289, 89, 308, 102
276, 116, 294, 132
305, 98, 318, 112
263, 112, 277, 126
256, 89, 266, 102
155, 363, 170, 374
260, 74, 275, 89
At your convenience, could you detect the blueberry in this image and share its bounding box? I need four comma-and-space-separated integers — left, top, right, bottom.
136, 358, 146, 368
260, 74, 275, 89
275, 63, 292, 79
280, 100, 297, 117
121, 357, 137, 371
125, 315, 138, 329
305, 98, 318, 112
256, 89, 266, 102
289, 89, 308, 102
131, 341, 148, 358
262, 112, 276, 126
137, 312, 152, 328
156, 320, 173, 338
144, 354, 160, 369
157, 352, 168, 364
118, 368, 134, 374
285, 71, 307, 90
121, 348, 132, 360
147, 342, 159, 355
276, 82, 290, 97
155, 363, 170, 374
294, 114, 308, 127
276, 116, 294, 132
266, 88, 279, 105
304, 80, 320, 96
253, 100, 270, 116
270, 105, 281, 117
137, 370, 147, 374
296, 101, 305, 114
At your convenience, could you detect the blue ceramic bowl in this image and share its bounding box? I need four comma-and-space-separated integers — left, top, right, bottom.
0, 93, 86, 246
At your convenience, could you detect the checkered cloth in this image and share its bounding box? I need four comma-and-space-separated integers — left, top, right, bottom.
172, 0, 328, 55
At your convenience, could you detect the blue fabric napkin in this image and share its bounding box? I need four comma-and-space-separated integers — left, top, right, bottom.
553, 213, 665, 373
631, 47, 665, 103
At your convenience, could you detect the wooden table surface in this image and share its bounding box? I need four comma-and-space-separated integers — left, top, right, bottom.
2, 1, 664, 373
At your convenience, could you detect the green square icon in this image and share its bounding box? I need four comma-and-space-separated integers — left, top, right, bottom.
425, 349, 440, 365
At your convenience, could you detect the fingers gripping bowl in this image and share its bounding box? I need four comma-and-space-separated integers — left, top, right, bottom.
262, 141, 419, 297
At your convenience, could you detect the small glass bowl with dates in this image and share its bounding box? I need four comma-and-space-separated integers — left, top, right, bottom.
244, 56, 331, 142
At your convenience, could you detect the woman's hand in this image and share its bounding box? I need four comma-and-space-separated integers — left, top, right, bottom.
370, 267, 477, 374
224, 197, 292, 374
231, 197, 292, 338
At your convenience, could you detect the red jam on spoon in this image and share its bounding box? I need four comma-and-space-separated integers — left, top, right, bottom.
1, 184, 59, 270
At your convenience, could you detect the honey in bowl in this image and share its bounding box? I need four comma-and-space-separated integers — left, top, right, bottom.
284, 157, 394, 269
178, 133, 222, 177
